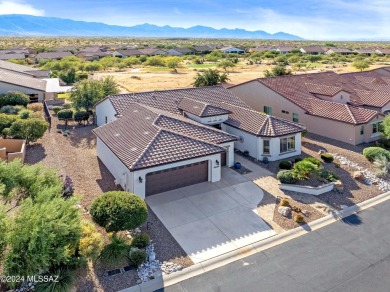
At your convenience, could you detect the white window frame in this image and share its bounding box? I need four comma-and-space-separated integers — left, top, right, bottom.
280, 136, 296, 153
263, 140, 270, 155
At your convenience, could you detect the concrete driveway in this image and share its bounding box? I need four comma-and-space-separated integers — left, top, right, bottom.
146, 167, 276, 264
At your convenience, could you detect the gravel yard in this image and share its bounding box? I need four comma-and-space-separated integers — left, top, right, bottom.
26, 115, 192, 291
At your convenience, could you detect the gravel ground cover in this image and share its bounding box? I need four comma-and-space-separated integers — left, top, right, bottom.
26, 115, 192, 291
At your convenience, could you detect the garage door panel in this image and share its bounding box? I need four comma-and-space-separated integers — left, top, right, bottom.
146, 161, 208, 196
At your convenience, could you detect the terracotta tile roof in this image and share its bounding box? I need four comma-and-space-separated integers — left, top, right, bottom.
192, 45, 212, 52
355, 90, 390, 107
221, 103, 305, 137
301, 46, 326, 53
305, 83, 342, 96
178, 98, 231, 117
93, 103, 228, 170
116, 49, 142, 56
0, 53, 25, 60
326, 48, 353, 54
108, 85, 250, 115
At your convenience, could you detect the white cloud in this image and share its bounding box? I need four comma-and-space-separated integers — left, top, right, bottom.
0, 0, 45, 16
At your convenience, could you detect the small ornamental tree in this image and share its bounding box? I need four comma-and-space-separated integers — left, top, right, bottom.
57, 109, 74, 128
78, 221, 104, 261
90, 191, 148, 232
9, 118, 48, 144
74, 111, 90, 126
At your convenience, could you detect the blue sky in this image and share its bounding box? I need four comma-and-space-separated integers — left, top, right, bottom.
0, 0, 388, 40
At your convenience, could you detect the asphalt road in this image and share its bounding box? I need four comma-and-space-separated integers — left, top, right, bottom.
160, 199, 390, 292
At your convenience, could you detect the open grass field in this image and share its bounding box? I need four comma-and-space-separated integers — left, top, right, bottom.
96, 61, 388, 93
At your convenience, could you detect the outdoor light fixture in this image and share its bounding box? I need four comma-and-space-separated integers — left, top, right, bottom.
114, 113, 123, 118
216, 160, 219, 165
138, 176, 143, 183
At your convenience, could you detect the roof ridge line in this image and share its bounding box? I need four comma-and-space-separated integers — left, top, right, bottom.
345, 105, 357, 124
130, 128, 162, 170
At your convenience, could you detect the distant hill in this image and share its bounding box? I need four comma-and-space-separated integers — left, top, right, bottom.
0, 14, 303, 40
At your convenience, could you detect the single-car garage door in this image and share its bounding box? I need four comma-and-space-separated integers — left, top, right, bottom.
145, 161, 209, 196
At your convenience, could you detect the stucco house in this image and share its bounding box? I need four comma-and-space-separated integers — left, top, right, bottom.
300, 46, 326, 54
219, 47, 245, 54
229, 71, 389, 145
166, 48, 194, 56
94, 86, 306, 197
36, 52, 74, 61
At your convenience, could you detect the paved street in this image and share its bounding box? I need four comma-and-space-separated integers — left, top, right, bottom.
161, 199, 390, 292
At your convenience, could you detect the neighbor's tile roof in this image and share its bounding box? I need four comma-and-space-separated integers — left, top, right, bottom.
251, 71, 387, 124
0, 53, 26, 60
0, 69, 46, 91
116, 49, 142, 56
0, 60, 49, 78
93, 103, 225, 171
178, 98, 231, 117
301, 46, 326, 53
36, 52, 73, 59
221, 103, 305, 137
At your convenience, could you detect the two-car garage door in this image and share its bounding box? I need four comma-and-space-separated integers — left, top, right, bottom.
145, 161, 209, 196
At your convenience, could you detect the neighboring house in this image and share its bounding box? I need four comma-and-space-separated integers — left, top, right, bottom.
112, 49, 142, 57
0, 53, 26, 60
138, 48, 167, 56
219, 47, 245, 54
0, 68, 71, 102
229, 71, 388, 145
276, 46, 296, 54
36, 52, 74, 61
192, 45, 213, 54
354, 48, 377, 56
94, 86, 305, 198
300, 46, 326, 54
166, 48, 194, 56
326, 48, 354, 55
76, 52, 110, 61
0, 60, 50, 78
376, 48, 390, 55
249, 46, 275, 53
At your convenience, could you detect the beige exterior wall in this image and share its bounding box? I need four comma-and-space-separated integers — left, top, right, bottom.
230, 81, 382, 145
0, 139, 26, 162
0, 82, 45, 101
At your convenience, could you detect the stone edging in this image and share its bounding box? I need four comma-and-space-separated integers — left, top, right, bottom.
119, 191, 390, 292
279, 182, 334, 196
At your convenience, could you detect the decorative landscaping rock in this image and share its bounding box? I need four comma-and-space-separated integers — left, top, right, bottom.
278, 206, 291, 217
301, 209, 310, 216
353, 171, 364, 181
333, 180, 344, 192
318, 149, 326, 155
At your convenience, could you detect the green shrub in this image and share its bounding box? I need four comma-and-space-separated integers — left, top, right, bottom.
280, 198, 290, 207
9, 118, 48, 143
293, 214, 305, 223
0, 113, 18, 132
98, 234, 130, 265
293, 160, 319, 180
294, 157, 303, 163
320, 153, 334, 163
35, 266, 75, 292
74, 111, 89, 125
128, 247, 147, 267
0, 91, 30, 107
90, 191, 148, 232
77, 72, 89, 80
318, 170, 339, 182
57, 109, 74, 120
63, 103, 73, 109
303, 157, 321, 166
2, 127, 10, 138
277, 170, 297, 184
131, 232, 150, 249
0, 105, 19, 115
19, 109, 32, 119
363, 147, 390, 162
53, 106, 62, 115
279, 160, 292, 170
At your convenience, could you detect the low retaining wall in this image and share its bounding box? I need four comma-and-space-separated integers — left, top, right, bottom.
0, 139, 26, 163
279, 182, 334, 196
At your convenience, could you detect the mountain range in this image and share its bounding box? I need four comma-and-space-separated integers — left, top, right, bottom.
0, 14, 303, 40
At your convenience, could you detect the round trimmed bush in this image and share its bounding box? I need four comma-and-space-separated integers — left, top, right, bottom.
277, 170, 297, 184
320, 153, 334, 163
303, 157, 321, 166
90, 191, 148, 232
53, 106, 62, 115
0, 91, 30, 107
57, 109, 74, 120
129, 247, 147, 267
279, 160, 292, 170
19, 109, 32, 119
363, 147, 390, 162
294, 214, 305, 223
280, 198, 290, 207
131, 232, 150, 249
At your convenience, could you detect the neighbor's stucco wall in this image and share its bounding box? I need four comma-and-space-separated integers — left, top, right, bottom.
230, 81, 377, 145
222, 124, 258, 158
0, 82, 45, 101
95, 99, 117, 126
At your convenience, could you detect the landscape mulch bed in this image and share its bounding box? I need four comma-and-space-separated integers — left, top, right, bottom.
273, 198, 324, 230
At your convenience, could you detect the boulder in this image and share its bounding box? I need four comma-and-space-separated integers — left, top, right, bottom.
353, 171, 364, 181
334, 180, 344, 192
318, 149, 326, 155
278, 206, 291, 217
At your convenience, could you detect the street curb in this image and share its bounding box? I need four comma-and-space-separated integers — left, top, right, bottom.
119, 191, 390, 292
